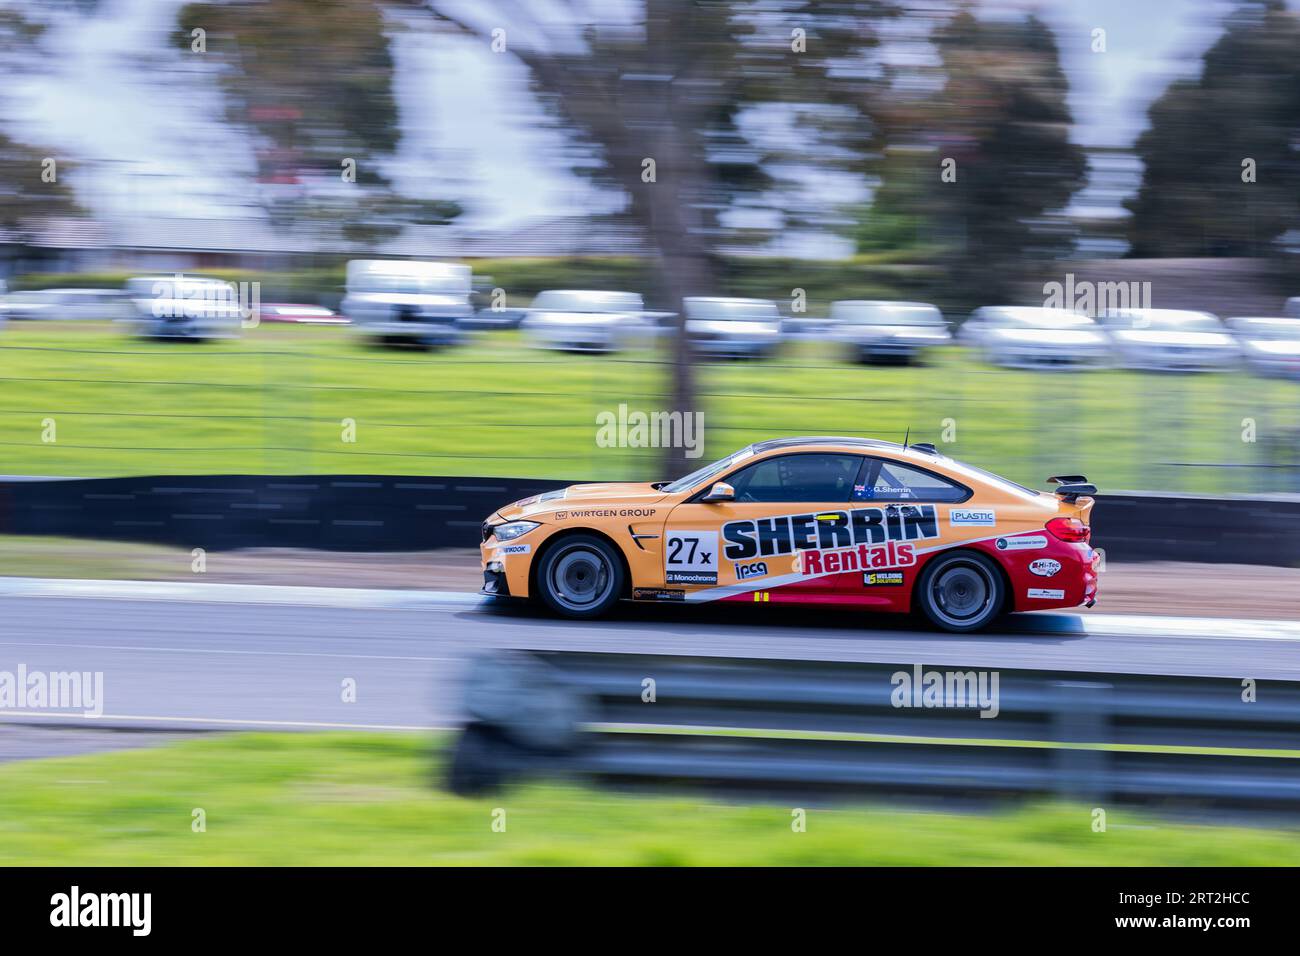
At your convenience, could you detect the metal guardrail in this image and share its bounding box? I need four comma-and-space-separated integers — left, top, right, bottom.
446, 651, 1300, 814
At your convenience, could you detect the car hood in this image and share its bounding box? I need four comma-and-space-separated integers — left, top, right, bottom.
494, 482, 670, 520
1243, 338, 1300, 356
847, 324, 950, 340
687, 319, 780, 336
529, 311, 630, 327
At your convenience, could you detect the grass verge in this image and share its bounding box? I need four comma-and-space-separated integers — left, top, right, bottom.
0, 731, 1297, 865
1, 322, 1297, 493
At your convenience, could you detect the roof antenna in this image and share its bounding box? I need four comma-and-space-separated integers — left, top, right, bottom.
902, 425, 910, 449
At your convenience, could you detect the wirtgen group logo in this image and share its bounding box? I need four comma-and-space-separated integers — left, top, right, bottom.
595, 403, 705, 458
50, 886, 151, 936
0, 665, 103, 717
891, 664, 1000, 718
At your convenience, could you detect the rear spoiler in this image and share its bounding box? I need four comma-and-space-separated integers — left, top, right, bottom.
1047, 475, 1096, 503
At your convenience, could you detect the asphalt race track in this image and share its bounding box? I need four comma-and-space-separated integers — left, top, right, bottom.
1, 578, 1297, 733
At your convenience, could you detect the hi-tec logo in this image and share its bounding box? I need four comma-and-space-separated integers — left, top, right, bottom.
723, 505, 938, 561
50, 886, 151, 936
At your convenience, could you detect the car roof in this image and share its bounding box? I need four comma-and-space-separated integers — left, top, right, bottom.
751, 436, 913, 454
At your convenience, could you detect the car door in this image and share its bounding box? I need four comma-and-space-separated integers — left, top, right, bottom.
661, 452, 864, 602
840, 456, 972, 603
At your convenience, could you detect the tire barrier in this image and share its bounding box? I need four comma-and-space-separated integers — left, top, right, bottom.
0, 474, 1297, 562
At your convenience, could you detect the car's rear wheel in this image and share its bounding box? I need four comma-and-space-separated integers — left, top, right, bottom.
535, 534, 624, 619
915, 551, 1004, 633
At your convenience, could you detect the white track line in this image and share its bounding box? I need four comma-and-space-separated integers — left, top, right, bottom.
0, 576, 1297, 642
0, 711, 447, 731
0, 576, 487, 610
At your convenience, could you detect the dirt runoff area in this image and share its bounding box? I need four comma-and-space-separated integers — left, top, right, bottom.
0, 536, 1296, 620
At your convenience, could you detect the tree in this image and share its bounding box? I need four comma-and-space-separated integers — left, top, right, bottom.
428, 0, 895, 473
175, 0, 460, 243
1125, 0, 1300, 257
860, 8, 1086, 304
0, 10, 83, 244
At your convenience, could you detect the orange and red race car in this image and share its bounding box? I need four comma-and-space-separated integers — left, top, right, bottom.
479, 437, 1099, 632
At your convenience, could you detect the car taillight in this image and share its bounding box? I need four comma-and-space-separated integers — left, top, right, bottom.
1046, 517, 1090, 543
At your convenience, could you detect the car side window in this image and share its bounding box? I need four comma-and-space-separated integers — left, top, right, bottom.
853, 458, 969, 502
725, 453, 863, 503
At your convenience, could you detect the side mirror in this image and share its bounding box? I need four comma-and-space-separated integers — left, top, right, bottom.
701, 481, 735, 503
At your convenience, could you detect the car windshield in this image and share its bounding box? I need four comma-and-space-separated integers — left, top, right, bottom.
1107, 311, 1221, 332
1231, 318, 1299, 338
993, 309, 1094, 330
661, 446, 755, 494
355, 275, 468, 295
688, 300, 779, 322
532, 290, 641, 313
836, 303, 942, 326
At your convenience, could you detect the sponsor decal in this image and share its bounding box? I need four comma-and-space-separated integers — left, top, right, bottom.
633, 588, 685, 602
665, 530, 719, 585
1027, 588, 1065, 600
734, 560, 769, 581
497, 543, 531, 556
950, 508, 996, 526
863, 571, 904, 586
798, 539, 916, 576
666, 570, 717, 585
560, 507, 657, 519
996, 534, 1048, 551
1028, 558, 1061, 577
723, 505, 939, 562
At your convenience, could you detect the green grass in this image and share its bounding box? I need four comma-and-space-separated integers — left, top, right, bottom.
2, 321, 1297, 493
1, 732, 1297, 865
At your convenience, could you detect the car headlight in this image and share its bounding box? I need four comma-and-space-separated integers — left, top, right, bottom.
491, 520, 540, 542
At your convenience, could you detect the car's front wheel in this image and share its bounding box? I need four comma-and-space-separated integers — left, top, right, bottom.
535, 533, 624, 619
915, 551, 1004, 633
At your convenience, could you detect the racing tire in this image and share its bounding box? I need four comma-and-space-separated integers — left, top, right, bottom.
535, 533, 625, 620
915, 550, 1005, 633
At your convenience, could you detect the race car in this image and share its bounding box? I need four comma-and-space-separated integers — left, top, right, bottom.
479, 437, 1099, 632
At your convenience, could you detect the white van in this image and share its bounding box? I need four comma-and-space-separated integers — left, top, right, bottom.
342, 260, 472, 346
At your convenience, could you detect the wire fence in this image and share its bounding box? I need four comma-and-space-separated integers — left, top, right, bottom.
1, 329, 1298, 494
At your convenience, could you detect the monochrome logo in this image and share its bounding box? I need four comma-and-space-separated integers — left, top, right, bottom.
949, 508, 995, 526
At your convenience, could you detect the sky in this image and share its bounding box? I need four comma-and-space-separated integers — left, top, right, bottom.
0, 0, 1282, 232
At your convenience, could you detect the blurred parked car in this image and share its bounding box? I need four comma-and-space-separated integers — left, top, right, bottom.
342, 260, 472, 346
961, 306, 1109, 369
1226, 316, 1300, 378
1098, 309, 1240, 372
1, 287, 131, 322
260, 303, 347, 325
125, 276, 244, 339
684, 297, 782, 359
831, 300, 951, 364
522, 290, 649, 352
